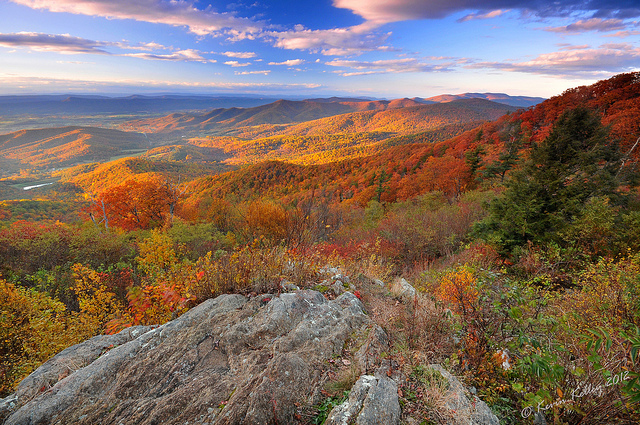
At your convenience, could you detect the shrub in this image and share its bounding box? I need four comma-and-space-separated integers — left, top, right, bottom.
0, 279, 84, 396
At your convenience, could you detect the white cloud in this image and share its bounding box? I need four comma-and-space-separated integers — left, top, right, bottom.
123, 49, 214, 62
125, 41, 169, 51
224, 60, 251, 67
267, 22, 392, 56
0, 32, 218, 63
0, 32, 109, 54
268, 59, 304, 66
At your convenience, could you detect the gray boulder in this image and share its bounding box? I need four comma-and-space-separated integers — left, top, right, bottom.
324, 374, 400, 425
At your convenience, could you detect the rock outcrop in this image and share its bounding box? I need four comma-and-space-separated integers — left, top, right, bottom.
2, 282, 500, 425
2, 290, 393, 425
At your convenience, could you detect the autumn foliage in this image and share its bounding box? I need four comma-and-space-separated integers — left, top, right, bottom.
436, 268, 478, 315
3, 73, 640, 423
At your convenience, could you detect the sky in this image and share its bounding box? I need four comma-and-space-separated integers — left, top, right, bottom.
0, 0, 639, 99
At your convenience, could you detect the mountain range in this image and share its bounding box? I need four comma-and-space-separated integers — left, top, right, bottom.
0, 92, 542, 118
0, 97, 517, 173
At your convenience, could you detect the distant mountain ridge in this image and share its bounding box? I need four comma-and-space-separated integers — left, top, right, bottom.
0, 95, 277, 116
415, 93, 545, 108
0, 93, 542, 118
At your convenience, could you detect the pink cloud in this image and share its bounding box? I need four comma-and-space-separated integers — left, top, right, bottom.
0, 32, 216, 62
268, 59, 305, 66
333, 0, 640, 24
10, 0, 262, 37
123, 49, 214, 62
545, 18, 628, 33
458, 9, 510, 22
467, 44, 640, 77
267, 22, 392, 56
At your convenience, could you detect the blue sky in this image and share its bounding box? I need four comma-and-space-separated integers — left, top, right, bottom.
0, 0, 639, 98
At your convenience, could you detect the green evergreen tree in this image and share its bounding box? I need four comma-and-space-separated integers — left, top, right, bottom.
479, 106, 635, 254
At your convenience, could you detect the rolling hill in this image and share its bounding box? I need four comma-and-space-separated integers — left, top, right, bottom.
0, 126, 149, 171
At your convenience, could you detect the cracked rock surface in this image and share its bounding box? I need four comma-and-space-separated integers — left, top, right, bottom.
3, 290, 381, 425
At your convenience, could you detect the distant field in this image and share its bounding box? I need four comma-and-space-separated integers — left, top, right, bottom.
107, 149, 148, 162
10, 177, 59, 190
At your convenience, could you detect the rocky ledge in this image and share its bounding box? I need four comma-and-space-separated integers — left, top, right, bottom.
2, 287, 499, 425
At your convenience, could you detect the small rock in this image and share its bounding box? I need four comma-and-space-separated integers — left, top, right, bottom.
332, 274, 350, 283
320, 266, 341, 275
391, 277, 416, 301
0, 394, 17, 421
355, 325, 389, 374
332, 281, 345, 296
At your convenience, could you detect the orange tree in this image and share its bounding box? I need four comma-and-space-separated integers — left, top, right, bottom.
86, 177, 175, 230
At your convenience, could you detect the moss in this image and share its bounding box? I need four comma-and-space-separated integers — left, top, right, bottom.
314, 284, 330, 293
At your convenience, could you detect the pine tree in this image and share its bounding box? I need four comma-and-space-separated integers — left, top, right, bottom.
480, 106, 635, 253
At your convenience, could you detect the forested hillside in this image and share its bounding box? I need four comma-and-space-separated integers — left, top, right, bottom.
140, 98, 514, 166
